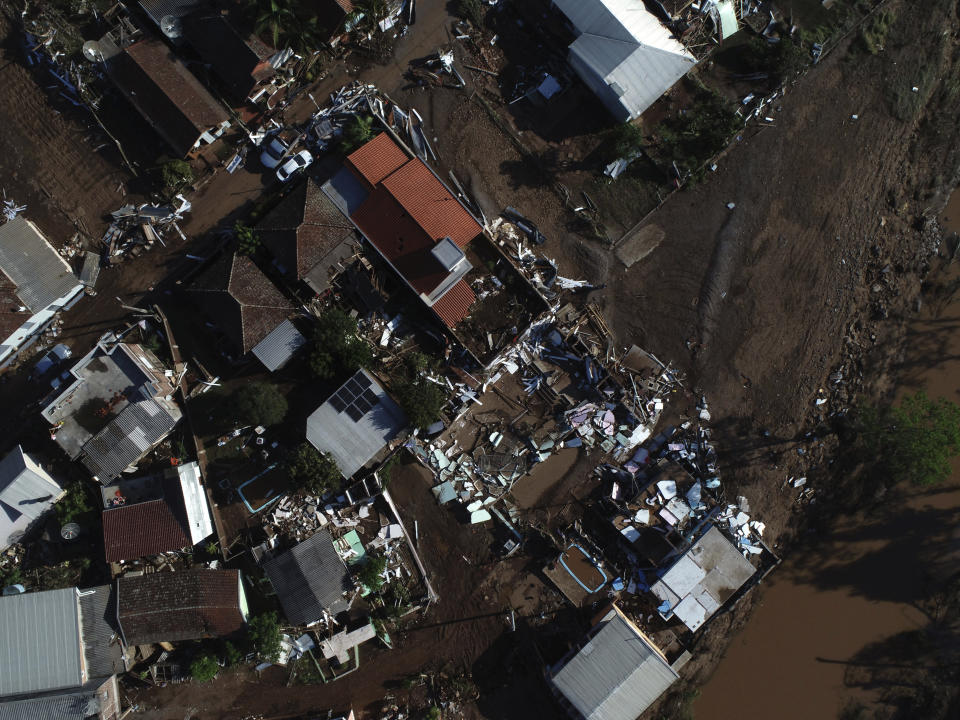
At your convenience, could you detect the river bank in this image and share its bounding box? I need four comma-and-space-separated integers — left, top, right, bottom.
693, 201, 960, 718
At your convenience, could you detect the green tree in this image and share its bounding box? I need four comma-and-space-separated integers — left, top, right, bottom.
308, 307, 372, 380
234, 222, 261, 256
423, 707, 442, 720
56, 481, 93, 525
255, 0, 297, 47
247, 611, 283, 662
602, 122, 644, 164
357, 552, 387, 592
395, 380, 446, 430
160, 159, 193, 192
222, 640, 242, 666
190, 654, 220, 682
340, 117, 376, 154
860, 390, 960, 487
229, 382, 288, 427
285, 442, 341, 494
656, 89, 740, 174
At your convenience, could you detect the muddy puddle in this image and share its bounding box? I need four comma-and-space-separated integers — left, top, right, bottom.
696, 247, 960, 718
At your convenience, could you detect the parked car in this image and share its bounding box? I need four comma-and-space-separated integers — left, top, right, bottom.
32, 343, 71, 379
259, 137, 288, 170
276, 150, 313, 182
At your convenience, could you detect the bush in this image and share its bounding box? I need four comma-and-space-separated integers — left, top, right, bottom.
395, 380, 446, 430
656, 89, 740, 174
457, 0, 484, 27
285, 442, 341, 495
247, 611, 282, 662
222, 641, 242, 666
602, 122, 644, 164
356, 553, 387, 592
859, 9, 895, 55
229, 382, 288, 427
308, 308, 372, 380
190, 654, 220, 683
160, 159, 193, 192
234, 222, 261, 256
56, 481, 92, 525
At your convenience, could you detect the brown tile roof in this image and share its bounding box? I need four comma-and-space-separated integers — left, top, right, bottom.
259, 179, 356, 280
106, 38, 228, 157
333, 0, 353, 12
432, 280, 475, 328
189, 253, 292, 353
346, 132, 409, 187
117, 569, 244, 645
102, 498, 191, 563
182, 13, 276, 101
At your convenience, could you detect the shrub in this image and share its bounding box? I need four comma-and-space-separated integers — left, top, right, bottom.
285, 442, 341, 495
229, 382, 288, 427
190, 654, 219, 683
308, 308, 372, 380
356, 553, 387, 592
395, 380, 446, 430
234, 222, 261, 256
160, 159, 193, 192
340, 116, 375, 154
247, 611, 282, 662
656, 89, 740, 174
222, 641, 242, 666
56, 481, 92, 525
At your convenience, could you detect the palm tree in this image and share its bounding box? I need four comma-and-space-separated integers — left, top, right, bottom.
255, 0, 297, 48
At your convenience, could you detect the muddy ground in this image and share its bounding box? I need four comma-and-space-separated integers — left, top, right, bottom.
2, 0, 960, 717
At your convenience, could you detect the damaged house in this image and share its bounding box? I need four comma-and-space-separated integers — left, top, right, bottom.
0, 216, 84, 370
0, 586, 126, 720
0, 445, 64, 551
261, 529, 354, 625
105, 36, 230, 157
41, 332, 182, 482
552, 0, 697, 121
548, 604, 680, 720
258, 177, 359, 296
101, 461, 214, 567
323, 132, 482, 329
189, 252, 295, 361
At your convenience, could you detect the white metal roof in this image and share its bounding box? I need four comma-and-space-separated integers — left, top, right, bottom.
551, 607, 678, 720
176, 462, 214, 545
251, 319, 306, 372
555, 0, 696, 120
0, 588, 83, 697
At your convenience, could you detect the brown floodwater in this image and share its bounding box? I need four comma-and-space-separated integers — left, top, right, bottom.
696, 196, 960, 719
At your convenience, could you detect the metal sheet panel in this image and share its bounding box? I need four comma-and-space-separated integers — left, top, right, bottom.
251, 319, 306, 372
0, 588, 83, 696
0, 218, 81, 313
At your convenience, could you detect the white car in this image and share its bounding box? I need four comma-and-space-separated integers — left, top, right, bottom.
259, 137, 288, 169
276, 150, 313, 182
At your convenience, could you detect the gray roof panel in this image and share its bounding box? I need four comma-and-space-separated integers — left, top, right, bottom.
251, 319, 306, 372
80, 399, 181, 481
0, 446, 62, 523
0, 218, 80, 313
0, 588, 83, 697
262, 531, 352, 625
78, 586, 124, 679
551, 609, 678, 720
0, 691, 98, 720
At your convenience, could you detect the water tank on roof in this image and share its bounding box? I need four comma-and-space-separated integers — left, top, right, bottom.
160, 15, 183, 40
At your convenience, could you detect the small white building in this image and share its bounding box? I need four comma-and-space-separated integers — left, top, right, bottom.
553, 0, 697, 121
0, 217, 84, 369
0, 446, 64, 551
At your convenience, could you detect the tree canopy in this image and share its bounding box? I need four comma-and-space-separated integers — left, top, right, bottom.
340, 117, 376, 154
308, 307, 372, 380
229, 382, 288, 427
357, 553, 387, 592
861, 391, 960, 487
247, 611, 283, 662
285, 442, 341, 495
395, 380, 446, 430
189, 654, 220, 682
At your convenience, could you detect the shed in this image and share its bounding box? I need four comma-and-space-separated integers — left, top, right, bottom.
251, 319, 306, 372
305, 369, 407, 479
553, 0, 697, 121
0, 445, 64, 551
651, 524, 756, 632
549, 605, 678, 720
261, 530, 353, 625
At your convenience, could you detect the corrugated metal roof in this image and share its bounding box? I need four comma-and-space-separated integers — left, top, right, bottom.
78, 585, 125, 678
262, 531, 353, 625
306, 370, 407, 479
0, 217, 80, 313
0, 691, 98, 720
0, 445, 63, 524
551, 607, 678, 720
251, 319, 306, 372
80, 399, 181, 481
555, 0, 696, 120
139, 0, 200, 26
0, 588, 83, 696
345, 132, 409, 187
431, 280, 475, 328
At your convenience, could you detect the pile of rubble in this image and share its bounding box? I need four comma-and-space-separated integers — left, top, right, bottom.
100, 195, 190, 262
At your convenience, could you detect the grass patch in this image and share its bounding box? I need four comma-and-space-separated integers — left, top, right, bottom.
859, 9, 895, 54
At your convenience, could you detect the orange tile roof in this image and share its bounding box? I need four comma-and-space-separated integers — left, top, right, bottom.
380, 160, 481, 248
432, 280, 475, 328
345, 132, 409, 187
